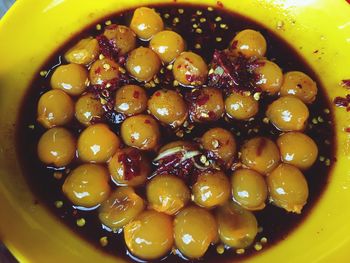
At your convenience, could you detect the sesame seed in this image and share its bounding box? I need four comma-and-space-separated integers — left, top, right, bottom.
205, 160, 210, 166
195, 43, 201, 49
54, 200, 63, 208
39, 71, 47, 77
207, 6, 214, 11
200, 155, 207, 164
312, 118, 318, 124
319, 156, 325, 162
173, 80, 179, 86
254, 242, 263, 251
258, 226, 263, 233
324, 108, 330, 114
236, 248, 245, 254
173, 17, 180, 24
216, 37, 222, 42
208, 68, 214, 74
243, 91, 251, 96
100, 98, 107, 105
200, 17, 206, 23
178, 8, 184, 14
118, 67, 126, 74
96, 24, 102, 30
195, 28, 203, 34
105, 83, 112, 88
215, 16, 222, 22
253, 92, 261, 101
261, 237, 268, 244
220, 23, 227, 29
317, 116, 324, 123
76, 218, 86, 227
103, 63, 111, 70
166, 64, 173, 70
53, 172, 63, 180
277, 20, 284, 30
212, 139, 220, 149
196, 10, 202, 15
325, 159, 331, 166
193, 23, 198, 28
100, 236, 108, 247
105, 20, 112, 26
154, 77, 160, 84
99, 54, 105, 60
28, 124, 35, 129
216, 244, 225, 254
191, 18, 196, 22
263, 117, 269, 124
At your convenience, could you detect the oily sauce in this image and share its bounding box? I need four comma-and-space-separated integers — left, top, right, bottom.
17, 4, 335, 263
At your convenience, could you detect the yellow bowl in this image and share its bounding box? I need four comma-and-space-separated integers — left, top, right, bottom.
1, 0, 350, 262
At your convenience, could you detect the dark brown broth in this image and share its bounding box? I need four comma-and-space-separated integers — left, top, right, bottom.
16, 3, 335, 263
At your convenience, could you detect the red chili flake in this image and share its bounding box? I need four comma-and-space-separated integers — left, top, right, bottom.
347, 107, 350, 112
208, 111, 216, 119
133, 91, 140, 99
118, 149, 142, 180
341, 79, 350, 88
346, 0, 350, 4
105, 24, 118, 30
144, 119, 151, 124
256, 138, 267, 156
345, 127, 350, 132
297, 84, 303, 89
155, 91, 161, 97
94, 67, 102, 74
96, 34, 119, 61
217, 1, 224, 7
230, 40, 238, 49
334, 96, 349, 107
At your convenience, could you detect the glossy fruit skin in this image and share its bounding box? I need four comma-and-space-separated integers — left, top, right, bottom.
229, 29, 267, 58
173, 52, 208, 86
64, 37, 99, 65
114, 84, 148, 116
108, 147, 150, 187
77, 123, 120, 163
121, 114, 160, 151
231, 168, 268, 210
192, 170, 231, 208
216, 201, 258, 248
266, 96, 309, 131
146, 174, 190, 215
126, 47, 161, 82
37, 127, 76, 167
75, 93, 104, 126
37, 89, 74, 128
280, 71, 318, 104
130, 7, 164, 40
277, 132, 318, 170
255, 60, 283, 95
98, 187, 144, 231
103, 24, 136, 55
148, 89, 188, 128
50, 63, 88, 96
174, 206, 218, 259
124, 210, 173, 260
150, 30, 185, 63
267, 163, 309, 214
225, 92, 259, 120
240, 137, 280, 175
89, 58, 120, 85
201, 127, 236, 166
189, 87, 224, 122
62, 164, 111, 208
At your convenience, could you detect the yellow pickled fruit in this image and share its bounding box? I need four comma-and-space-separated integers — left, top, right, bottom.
126, 47, 161, 82
173, 51, 208, 86
50, 63, 88, 96
37, 89, 74, 128
277, 132, 318, 170
190, 87, 224, 122
146, 174, 190, 215
174, 206, 218, 259
192, 170, 231, 208
114, 84, 148, 116
229, 29, 266, 58
201, 127, 236, 166
89, 58, 120, 85
37, 127, 76, 167
266, 96, 309, 131
267, 163, 309, 213
75, 93, 104, 126
148, 89, 188, 128
103, 24, 136, 55
108, 147, 150, 187
216, 201, 258, 248
130, 7, 164, 40
150, 30, 185, 63
124, 210, 173, 260
98, 187, 144, 231
225, 92, 259, 120
231, 168, 267, 210
121, 114, 160, 151
255, 60, 283, 95
62, 164, 110, 208
64, 37, 99, 65
280, 71, 318, 104
77, 123, 120, 163
240, 137, 280, 175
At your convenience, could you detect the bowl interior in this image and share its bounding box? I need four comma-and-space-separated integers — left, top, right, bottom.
1, 0, 350, 262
